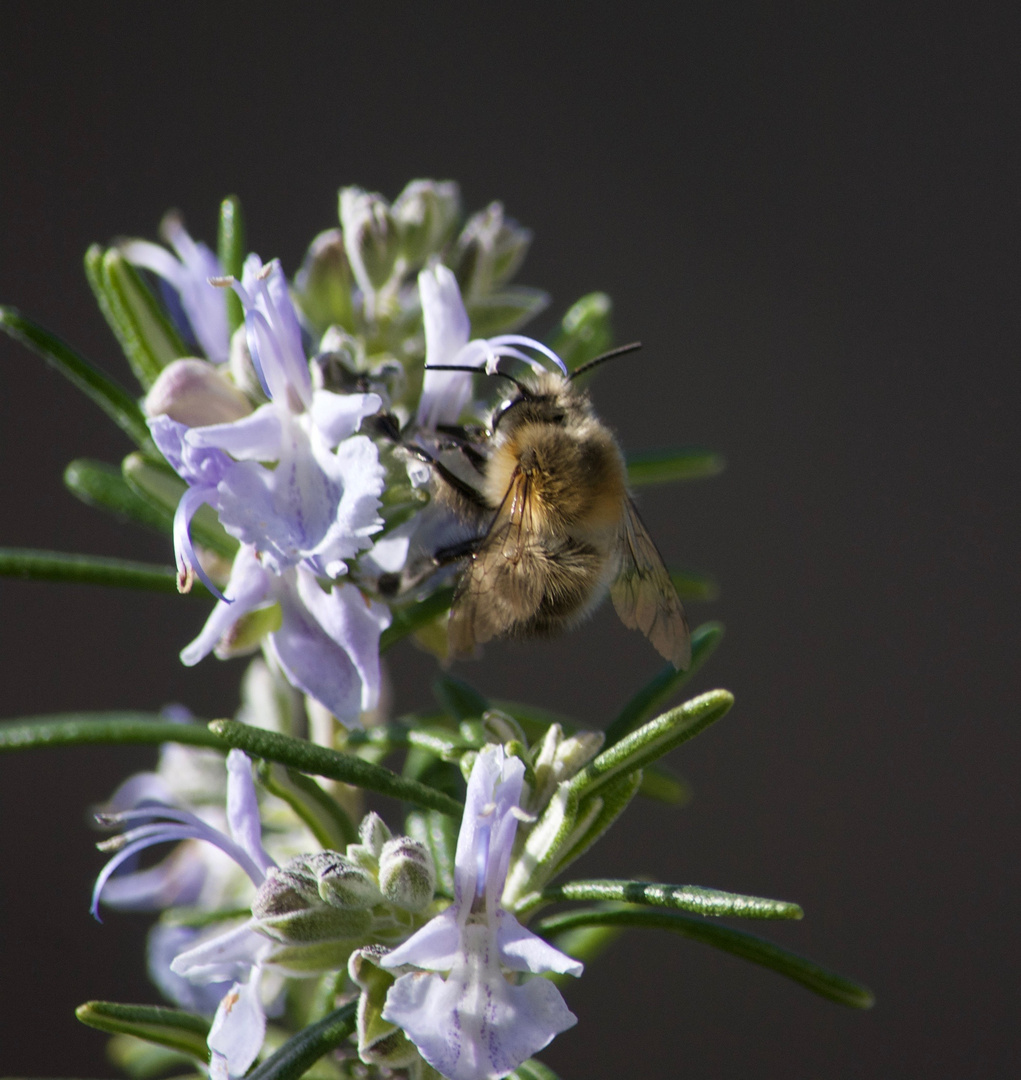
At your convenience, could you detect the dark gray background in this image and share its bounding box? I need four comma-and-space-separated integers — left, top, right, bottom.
1, 4, 1017, 1077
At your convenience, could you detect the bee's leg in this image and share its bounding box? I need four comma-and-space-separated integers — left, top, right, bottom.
405, 444, 491, 512
432, 536, 483, 565
377, 536, 481, 598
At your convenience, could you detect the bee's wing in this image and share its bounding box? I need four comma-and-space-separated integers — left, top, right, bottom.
448, 469, 546, 656
611, 496, 691, 669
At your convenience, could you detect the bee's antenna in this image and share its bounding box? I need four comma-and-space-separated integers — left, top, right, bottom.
567, 341, 643, 382
425, 364, 532, 397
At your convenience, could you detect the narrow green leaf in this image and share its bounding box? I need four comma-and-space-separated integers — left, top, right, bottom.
102, 249, 191, 384
534, 879, 803, 920
75, 1001, 209, 1062
605, 622, 725, 746
637, 765, 691, 804
65, 458, 173, 534
379, 587, 455, 653
108, 1030, 197, 1079
256, 760, 358, 849
569, 690, 733, 802
342, 722, 470, 760
531, 908, 875, 1010
0, 306, 151, 446
548, 292, 612, 369
218, 195, 246, 333
626, 447, 726, 486
552, 770, 642, 878
669, 568, 720, 602
209, 720, 464, 817
245, 1002, 357, 1080
509, 1060, 563, 1080
0, 548, 189, 594
0, 713, 225, 753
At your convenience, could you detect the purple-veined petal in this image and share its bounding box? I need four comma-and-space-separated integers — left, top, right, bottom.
495, 911, 583, 976
380, 907, 461, 973
487, 334, 567, 376
187, 403, 284, 461
225, 750, 276, 877
235, 255, 311, 410
295, 573, 390, 713
383, 923, 577, 1080
267, 574, 384, 725
207, 968, 267, 1079
180, 546, 272, 666
309, 389, 381, 445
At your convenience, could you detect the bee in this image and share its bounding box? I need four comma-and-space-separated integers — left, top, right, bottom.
420, 345, 691, 669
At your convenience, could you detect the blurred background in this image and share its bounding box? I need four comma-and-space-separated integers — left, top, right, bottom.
1, 4, 1017, 1076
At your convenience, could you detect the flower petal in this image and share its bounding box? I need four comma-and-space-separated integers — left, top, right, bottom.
380, 907, 461, 973
208, 968, 267, 1079
417, 264, 473, 428
225, 750, 275, 878
171, 921, 269, 983
187, 403, 283, 461
180, 546, 271, 666
495, 911, 583, 976
309, 389, 382, 445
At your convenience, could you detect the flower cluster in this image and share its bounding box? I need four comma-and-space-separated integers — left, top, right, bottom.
0, 177, 871, 1080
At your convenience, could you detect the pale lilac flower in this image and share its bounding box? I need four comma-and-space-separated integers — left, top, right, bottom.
381, 745, 582, 1080
181, 254, 386, 580
181, 545, 391, 725
94, 750, 276, 1079
415, 264, 566, 430
122, 214, 230, 364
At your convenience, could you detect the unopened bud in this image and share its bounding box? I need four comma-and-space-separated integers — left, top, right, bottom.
311, 850, 383, 909
378, 837, 436, 912
339, 187, 399, 295
453, 202, 531, 296
392, 179, 461, 268
293, 228, 354, 332
358, 811, 393, 857
144, 358, 252, 426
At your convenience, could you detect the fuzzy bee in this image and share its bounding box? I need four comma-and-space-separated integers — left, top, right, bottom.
415, 346, 691, 669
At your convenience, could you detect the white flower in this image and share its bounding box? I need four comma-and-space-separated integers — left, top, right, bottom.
381, 746, 582, 1080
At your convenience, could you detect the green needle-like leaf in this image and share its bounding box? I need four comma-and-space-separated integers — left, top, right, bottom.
509, 1060, 563, 1080
669, 568, 720, 602
530, 879, 803, 920
218, 195, 246, 333
0, 548, 195, 594
0, 713, 225, 753
209, 720, 464, 817
569, 690, 734, 803
65, 459, 173, 534
605, 622, 724, 746
245, 1002, 357, 1080
85, 246, 189, 388
626, 447, 726, 486
0, 306, 151, 447
75, 1001, 209, 1062
256, 760, 358, 849
379, 587, 455, 653
532, 908, 874, 1009
548, 292, 613, 369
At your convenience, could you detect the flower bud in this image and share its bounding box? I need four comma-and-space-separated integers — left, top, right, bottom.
392, 179, 461, 268
358, 811, 393, 857
293, 228, 355, 332
339, 187, 399, 295
348, 947, 420, 1068
144, 358, 252, 426
251, 859, 322, 920
453, 201, 531, 296
311, 850, 383, 909
377, 837, 436, 912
